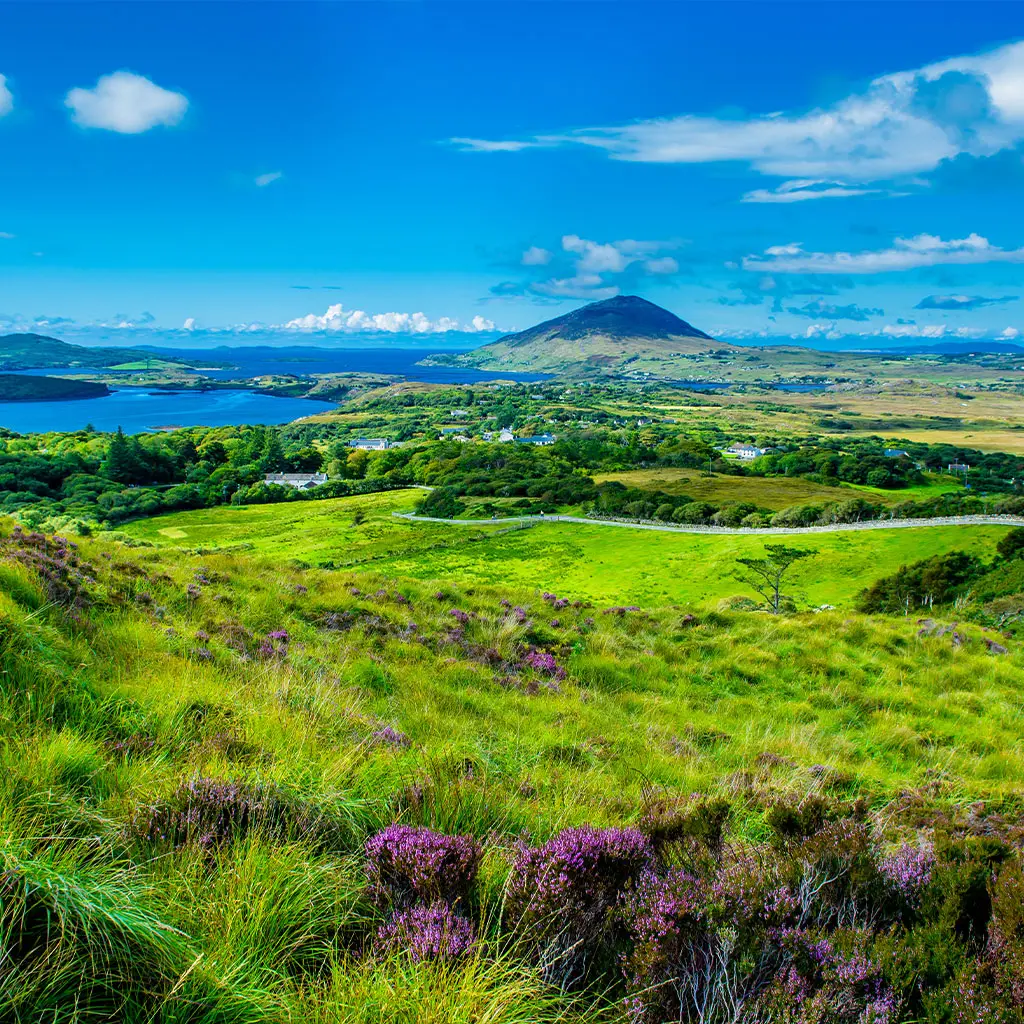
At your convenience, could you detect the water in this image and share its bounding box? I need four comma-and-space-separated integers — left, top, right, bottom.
0, 388, 338, 435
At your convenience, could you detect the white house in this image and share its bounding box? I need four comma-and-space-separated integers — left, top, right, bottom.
498, 428, 515, 443
449, 409, 470, 418
727, 443, 765, 460
264, 472, 328, 490
515, 433, 556, 446
348, 438, 390, 451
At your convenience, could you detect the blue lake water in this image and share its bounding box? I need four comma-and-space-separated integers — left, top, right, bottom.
0, 388, 338, 435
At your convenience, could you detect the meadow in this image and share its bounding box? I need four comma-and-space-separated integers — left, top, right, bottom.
122, 489, 1013, 608
4, 515, 1024, 1021
591, 468, 961, 510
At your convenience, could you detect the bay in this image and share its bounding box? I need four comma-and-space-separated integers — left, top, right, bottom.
0, 388, 338, 435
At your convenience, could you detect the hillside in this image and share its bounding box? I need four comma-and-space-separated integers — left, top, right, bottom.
0, 332, 199, 371
3, 518, 1024, 1021
421, 296, 851, 380
0, 373, 110, 402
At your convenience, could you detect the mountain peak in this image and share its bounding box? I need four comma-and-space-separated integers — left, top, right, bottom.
497, 294, 713, 349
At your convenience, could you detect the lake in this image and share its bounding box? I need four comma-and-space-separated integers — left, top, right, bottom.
0, 388, 338, 435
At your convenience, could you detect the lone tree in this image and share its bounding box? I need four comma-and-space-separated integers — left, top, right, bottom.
734, 544, 815, 613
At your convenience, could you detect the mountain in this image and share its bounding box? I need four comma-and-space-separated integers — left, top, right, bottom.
0, 333, 201, 371
423, 296, 739, 376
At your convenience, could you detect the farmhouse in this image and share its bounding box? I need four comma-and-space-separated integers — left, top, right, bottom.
264, 472, 328, 490
727, 443, 765, 460
348, 438, 390, 451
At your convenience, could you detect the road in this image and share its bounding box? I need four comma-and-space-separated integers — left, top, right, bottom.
393, 511, 1024, 537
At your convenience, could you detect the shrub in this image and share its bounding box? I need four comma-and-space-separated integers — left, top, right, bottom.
364, 824, 482, 908
506, 826, 652, 986
375, 902, 476, 963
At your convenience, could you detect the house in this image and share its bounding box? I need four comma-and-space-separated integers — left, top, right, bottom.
884, 448, 909, 458
347, 438, 390, 451
264, 472, 328, 490
727, 443, 765, 460
515, 433, 556, 446
498, 428, 515, 443
449, 409, 470, 418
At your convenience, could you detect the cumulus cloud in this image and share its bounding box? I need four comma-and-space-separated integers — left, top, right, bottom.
0, 75, 12, 118
786, 299, 884, 321
281, 303, 494, 334
255, 171, 283, 187
743, 233, 1024, 274
506, 234, 682, 300
65, 71, 188, 133
999, 327, 1021, 340
521, 246, 551, 266
915, 293, 1018, 310
741, 179, 887, 203
453, 40, 1024, 184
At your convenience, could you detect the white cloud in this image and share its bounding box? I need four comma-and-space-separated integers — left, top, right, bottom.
281, 303, 494, 334
644, 256, 679, 274
183, 317, 196, 331
562, 234, 630, 274
0, 232, 14, 240
449, 137, 540, 152
0, 75, 12, 118
521, 246, 551, 266
509, 235, 683, 300
1000, 327, 1021, 339
741, 179, 885, 203
743, 233, 1024, 274
454, 40, 1024, 183
255, 171, 282, 187
65, 71, 188, 133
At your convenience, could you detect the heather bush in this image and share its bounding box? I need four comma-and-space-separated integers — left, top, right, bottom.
375, 902, 476, 963
506, 825, 652, 987
137, 775, 345, 851
364, 823, 482, 909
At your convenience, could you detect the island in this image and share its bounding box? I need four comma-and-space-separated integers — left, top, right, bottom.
0, 373, 111, 402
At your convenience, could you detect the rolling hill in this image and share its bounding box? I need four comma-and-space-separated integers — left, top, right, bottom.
0, 333, 200, 371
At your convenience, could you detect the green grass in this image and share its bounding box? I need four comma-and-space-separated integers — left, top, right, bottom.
5, 516, 1024, 1020
121, 489, 1013, 608
593, 468, 964, 509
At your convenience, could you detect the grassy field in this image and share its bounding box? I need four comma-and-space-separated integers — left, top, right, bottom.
7, 509, 1024, 1020
121, 490, 1012, 608
591, 468, 962, 509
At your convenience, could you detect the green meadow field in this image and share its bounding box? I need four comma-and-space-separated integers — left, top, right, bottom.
592, 468, 963, 509
120, 489, 1012, 608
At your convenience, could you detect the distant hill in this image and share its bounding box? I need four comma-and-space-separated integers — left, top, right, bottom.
0, 333, 199, 371
0, 373, 110, 402
423, 296, 740, 375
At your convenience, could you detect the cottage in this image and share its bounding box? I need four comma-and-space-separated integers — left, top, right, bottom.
347, 438, 390, 451
515, 433, 556, 446
884, 448, 909, 458
264, 472, 328, 490
498, 428, 515, 443
449, 409, 470, 418
727, 443, 765, 460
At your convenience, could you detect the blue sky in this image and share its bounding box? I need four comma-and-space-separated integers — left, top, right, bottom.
1, 1, 1023, 348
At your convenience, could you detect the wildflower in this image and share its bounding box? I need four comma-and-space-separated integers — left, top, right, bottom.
375, 902, 475, 962
365, 823, 482, 907
372, 726, 412, 749
194, 630, 210, 641
449, 608, 471, 624
522, 647, 565, 679
185, 583, 202, 600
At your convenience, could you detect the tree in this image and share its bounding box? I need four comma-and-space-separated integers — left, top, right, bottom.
734, 544, 815, 613
102, 427, 136, 483
997, 527, 1024, 561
